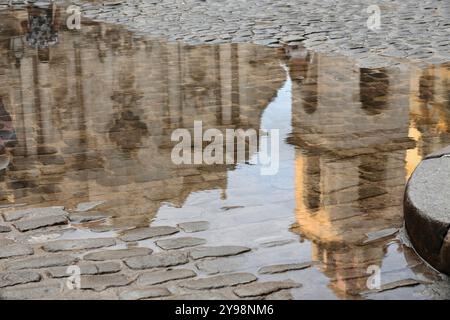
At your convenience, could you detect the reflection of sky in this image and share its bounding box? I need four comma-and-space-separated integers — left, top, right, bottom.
154, 60, 450, 299
155, 66, 338, 299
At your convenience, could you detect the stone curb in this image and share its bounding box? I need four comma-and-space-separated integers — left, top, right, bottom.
404, 146, 450, 274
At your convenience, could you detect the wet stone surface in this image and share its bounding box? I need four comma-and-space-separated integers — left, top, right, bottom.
47, 261, 121, 278
0, 270, 41, 288
189, 246, 251, 260
13, 214, 68, 232
233, 281, 301, 298
75, 201, 105, 212
195, 257, 247, 275
5, 254, 77, 270
137, 269, 197, 286
258, 262, 313, 275
119, 287, 171, 300
2, 206, 67, 222
180, 273, 257, 290
80, 274, 133, 291
155, 237, 206, 250
124, 251, 189, 270
265, 290, 294, 300
42, 238, 117, 252
166, 292, 230, 300
0, 244, 33, 259
69, 212, 108, 223
120, 226, 179, 242
0, 225, 11, 233
0, 7, 448, 300
0, 280, 63, 299
83, 248, 152, 261
177, 221, 210, 233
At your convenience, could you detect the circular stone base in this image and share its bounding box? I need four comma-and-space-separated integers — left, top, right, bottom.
404, 146, 450, 274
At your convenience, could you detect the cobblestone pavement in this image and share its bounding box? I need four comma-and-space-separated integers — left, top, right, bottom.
0, 203, 448, 300
0, 2, 450, 300
1, 0, 449, 68
0, 204, 304, 299
76, 0, 448, 67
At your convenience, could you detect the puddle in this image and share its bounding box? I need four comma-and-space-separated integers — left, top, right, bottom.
0, 5, 450, 299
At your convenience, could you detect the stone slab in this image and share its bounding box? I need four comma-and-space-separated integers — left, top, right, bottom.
233, 281, 301, 297
0, 280, 62, 299
137, 269, 196, 286
13, 214, 68, 232
155, 237, 206, 250
47, 262, 121, 278
69, 212, 108, 223
0, 244, 33, 259
5, 254, 77, 270
42, 238, 116, 252
0, 225, 11, 233
80, 274, 133, 291
180, 273, 256, 290
0, 271, 41, 288
83, 247, 152, 261
2, 206, 66, 222
177, 221, 210, 233
189, 246, 251, 260
258, 262, 313, 274
124, 251, 188, 270
120, 226, 179, 242
119, 287, 171, 300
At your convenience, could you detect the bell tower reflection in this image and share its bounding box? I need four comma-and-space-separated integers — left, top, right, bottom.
287, 48, 415, 298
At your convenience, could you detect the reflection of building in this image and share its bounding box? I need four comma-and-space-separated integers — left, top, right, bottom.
408, 63, 450, 162
0, 9, 286, 227
287, 48, 450, 298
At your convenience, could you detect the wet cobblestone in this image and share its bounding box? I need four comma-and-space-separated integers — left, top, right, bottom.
0, 6, 448, 300
67, 0, 450, 68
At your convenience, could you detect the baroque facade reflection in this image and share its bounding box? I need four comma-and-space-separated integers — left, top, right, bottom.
0, 9, 286, 228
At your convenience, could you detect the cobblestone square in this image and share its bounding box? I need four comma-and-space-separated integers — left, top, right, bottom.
0, 0, 449, 300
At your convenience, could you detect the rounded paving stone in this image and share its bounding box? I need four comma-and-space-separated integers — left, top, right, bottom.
176, 221, 210, 233
119, 287, 171, 300
180, 272, 257, 290
155, 237, 206, 250
137, 269, 196, 286
42, 238, 116, 252
124, 251, 188, 270
83, 247, 152, 261
0, 244, 34, 259
119, 226, 179, 242
0, 271, 41, 288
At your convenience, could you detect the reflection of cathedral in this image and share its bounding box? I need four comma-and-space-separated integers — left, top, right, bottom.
0, 9, 286, 226
287, 47, 450, 298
